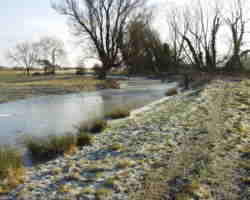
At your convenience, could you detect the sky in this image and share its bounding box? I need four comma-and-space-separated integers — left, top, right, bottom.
3, 0, 244, 68
0, 0, 79, 67
0, 0, 172, 68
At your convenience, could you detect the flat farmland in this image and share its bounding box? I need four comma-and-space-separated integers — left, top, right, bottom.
0, 69, 105, 103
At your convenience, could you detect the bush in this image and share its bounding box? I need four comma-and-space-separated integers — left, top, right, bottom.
23, 133, 77, 161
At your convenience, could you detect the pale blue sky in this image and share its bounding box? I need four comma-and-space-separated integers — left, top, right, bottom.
0, 0, 175, 67
0, 0, 74, 66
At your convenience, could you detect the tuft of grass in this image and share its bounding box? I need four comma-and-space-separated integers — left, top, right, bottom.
76, 132, 93, 147
175, 193, 192, 200
105, 108, 130, 119
116, 159, 136, 169
108, 143, 123, 151
183, 180, 200, 193
95, 172, 104, 179
103, 79, 120, 89
239, 144, 250, 154
165, 87, 178, 96
95, 188, 112, 197
58, 184, 72, 193
22, 133, 77, 161
89, 120, 107, 133
76, 119, 107, 134
105, 177, 117, 187
81, 187, 95, 194
0, 145, 23, 179
0, 145, 25, 192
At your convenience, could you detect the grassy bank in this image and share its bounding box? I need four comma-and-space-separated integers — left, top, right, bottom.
0, 70, 119, 103
131, 79, 250, 200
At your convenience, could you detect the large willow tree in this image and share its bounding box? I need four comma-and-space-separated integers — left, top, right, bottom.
52, 0, 146, 78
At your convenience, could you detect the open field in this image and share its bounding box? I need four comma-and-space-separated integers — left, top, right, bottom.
0, 69, 107, 103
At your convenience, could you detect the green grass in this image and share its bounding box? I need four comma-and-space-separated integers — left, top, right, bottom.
22, 133, 77, 161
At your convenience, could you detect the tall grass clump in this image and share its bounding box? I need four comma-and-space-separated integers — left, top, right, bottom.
76, 131, 93, 147
105, 108, 130, 119
76, 119, 107, 133
23, 133, 77, 161
0, 145, 23, 179
0, 145, 25, 192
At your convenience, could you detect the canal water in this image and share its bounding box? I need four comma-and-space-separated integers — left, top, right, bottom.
0, 82, 177, 145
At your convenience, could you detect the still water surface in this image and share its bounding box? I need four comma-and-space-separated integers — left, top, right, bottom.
0, 82, 177, 145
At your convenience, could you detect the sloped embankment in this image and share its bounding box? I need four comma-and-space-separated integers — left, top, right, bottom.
131, 79, 250, 200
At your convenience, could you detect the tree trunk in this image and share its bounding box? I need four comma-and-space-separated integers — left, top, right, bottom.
26, 67, 30, 76
97, 68, 107, 80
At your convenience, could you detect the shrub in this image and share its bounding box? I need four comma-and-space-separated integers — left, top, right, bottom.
23, 133, 77, 161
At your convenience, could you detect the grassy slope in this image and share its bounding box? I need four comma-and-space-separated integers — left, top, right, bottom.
132, 79, 250, 200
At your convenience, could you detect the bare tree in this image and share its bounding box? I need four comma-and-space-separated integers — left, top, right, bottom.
167, 7, 188, 68
6, 41, 39, 75
224, 0, 250, 70
52, 0, 146, 79
167, 0, 222, 71
36, 36, 66, 74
